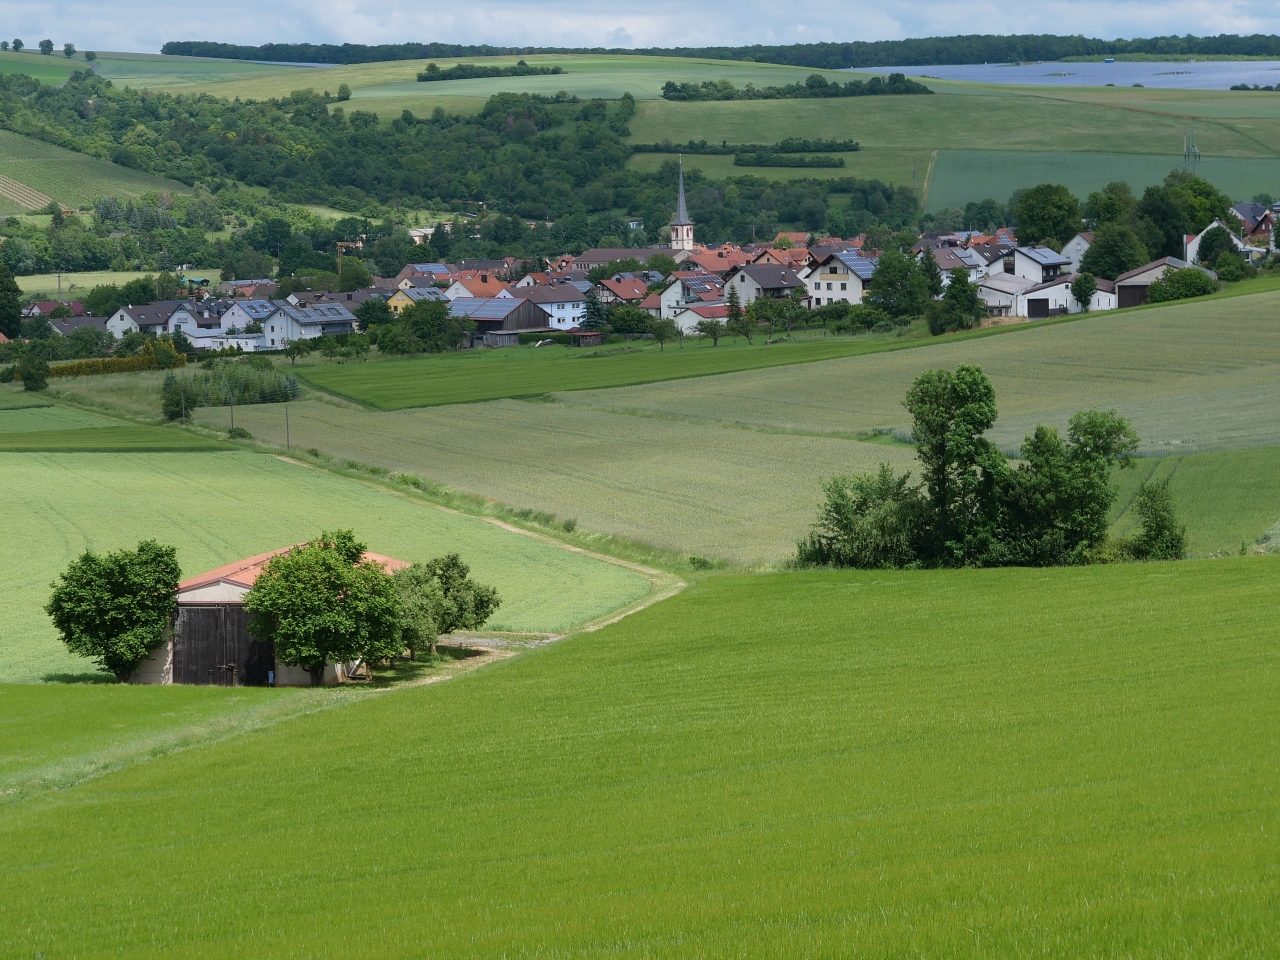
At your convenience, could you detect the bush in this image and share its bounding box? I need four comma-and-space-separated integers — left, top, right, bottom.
228, 426, 253, 440
1127, 479, 1187, 560
1147, 268, 1217, 302
17, 353, 49, 391
162, 359, 301, 420
795, 465, 928, 568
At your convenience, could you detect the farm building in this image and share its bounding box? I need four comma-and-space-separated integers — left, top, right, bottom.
131, 547, 410, 687
1114, 257, 1217, 308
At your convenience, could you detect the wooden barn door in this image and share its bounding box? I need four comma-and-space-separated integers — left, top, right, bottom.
173, 605, 275, 686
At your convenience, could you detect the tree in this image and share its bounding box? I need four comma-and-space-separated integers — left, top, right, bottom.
115, 330, 149, 357
1079, 223, 1148, 280
338, 256, 373, 292
45, 540, 181, 681
155, 272, 182, 300
0, 262, 21, 339
1213, 251, 1245, 282
693, 316, 726, 345
336, 83, 351, 101
644, 253, 678, 276
904, 365, 1006, 565
1165, 171, 1232, 235
1135, 184, 1188, 259
244, 530, 403, 685
39, 39, 54, 55
918, 250, 944, 298
1071, 272, 1097, 312
1148, 268, 1217, 302
401, 298, 473, 351
84, 51, 97, 62
63, 43, 75, 58
581, 288, 608, 331
392, 565, 444, 660
120, 275, 158, 306
1194, 226, 1235, 267
18, 353, 49, 391
865, 247, 929, 319
395, 554, 499, 659
353, 297, 391, 332
1082, 181, 1136, 229
11, 40, 23, 52
608, 304, 651, 336
647, 316, 679, 350
282, 339, 313, 365
1014, 183, 1080, 247
926, 268, 984, 335
1127, 479, 1186, 560
725, 281, 743, 326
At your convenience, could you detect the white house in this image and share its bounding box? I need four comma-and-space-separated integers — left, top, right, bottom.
220, 300, 277, 334
926, 246, 988, 285
1005, 246, 1073, 284
658, 273, 725, 318
977, 273, 1037, 317
1184, 219, 1266, 264
1060, 233, 1093, 273
105, 302, 184, 338
260, 302, 357, 348
510, 285, 587, 329
799, 251, 878, 306
1016, 273, 1116, 318
722, 265, 804, 307
671, 302, 728, 334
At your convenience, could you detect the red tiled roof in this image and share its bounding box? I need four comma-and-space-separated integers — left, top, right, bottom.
601, 277, 649, 300
178, 547, 410, 593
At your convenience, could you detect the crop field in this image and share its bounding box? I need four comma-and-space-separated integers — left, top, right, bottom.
292, 328, 994, 410
3, 558, 1277, 956
0, 49, 78, 84
926, 149, 1280, 211
0, 129, 191, 210
0, 451, 648, 682
17, 269, 221, 299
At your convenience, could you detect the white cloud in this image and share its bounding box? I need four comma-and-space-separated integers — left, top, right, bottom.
3, 0, 1280, 53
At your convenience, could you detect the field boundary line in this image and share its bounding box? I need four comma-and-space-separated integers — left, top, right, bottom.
920, 150, 937, 210
272, 455, 687, 630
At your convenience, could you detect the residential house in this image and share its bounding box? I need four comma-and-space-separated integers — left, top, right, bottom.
977, 273, 1037, 317
799, 251, 878, 306
46, 316, 111, 337
686, 246, 752, 276
1002, 246, 1073, 284
638, 293, 663, 317
395, 262, 451, 284
572, 247, 691, 270
443, 272, 513, 300
658, 272, 726, 318
928, 245, 988, 284
259, 302, 358, 348
1229, 202, 1276, 250
386, 286, 450, 316
22, 300, 85, 318
724, 264, 805, 306
1184, 219, 1266, 264
218, 299, 278, 335
598, 275, 650, 305
510, 285, 587, 329
1016, 273, 1117, 318
1060, 233, 1093, 273
105, 302, 185, 338
456, 257, 519, 278
1115, 257, 1216, 308
671, 302, 729, 334
752, 246, 814, 269
215, 279, 277, 299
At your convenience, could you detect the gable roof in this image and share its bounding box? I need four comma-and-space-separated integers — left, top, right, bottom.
1016, 246, 1072, 267
733, 264, 804, 289
270, 301, 357, 325
514, 285, 587, 304
115, 301, 185, 326
599, 277, 649, 301
449, 297, 542, 320
178, 547, 409, 596
227, 299, 276, 321
1114, 256, 1214, 284
396, 286, 450, 303
832, 251, 879, 281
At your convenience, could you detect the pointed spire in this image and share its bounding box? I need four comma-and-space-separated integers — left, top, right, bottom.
673, 155, 692, 226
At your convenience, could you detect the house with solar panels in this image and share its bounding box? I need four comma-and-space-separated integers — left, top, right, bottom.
449, 297, 553, 346
798, 251, 880, 307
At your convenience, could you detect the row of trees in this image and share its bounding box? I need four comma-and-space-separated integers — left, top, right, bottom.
46, 531, 500, 683
797, 366, 1185, 569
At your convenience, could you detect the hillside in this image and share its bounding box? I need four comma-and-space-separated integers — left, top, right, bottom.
4, 559, 1277, 955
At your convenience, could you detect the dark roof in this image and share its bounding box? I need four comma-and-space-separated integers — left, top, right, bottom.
48, 316, 109, 335
673, 157, 692, 226
574, 247, 672, 264
735, 264, 804, 289
833, 251, 880, 280
515, 285, 586, 304
450, 297, 544, 320
1016, 246, 1072, 267
117, 301, 184, 325
1114, 257, 1216, 284
399, 287, 449, 302
270, 301, 357, 325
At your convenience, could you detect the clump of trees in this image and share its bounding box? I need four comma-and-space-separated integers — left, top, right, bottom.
46, 540, 182, 680
796, 365, 1186, 568
1147, 267, 1219, 302
367, 299, 474, 354
245, 531, 500, 683
162, 356, 301, 419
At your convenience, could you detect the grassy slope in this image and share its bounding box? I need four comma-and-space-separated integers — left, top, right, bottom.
0, 450, 647, 682
3, 560, 1277, 957
0, 129, 191, 209
0, 50, 77, 84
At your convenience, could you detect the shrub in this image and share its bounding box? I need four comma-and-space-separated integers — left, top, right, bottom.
228, 426, 253, 440
162, 359, 301, 419
1127, 479, 1187, 560
18, 353, 49, 391
795, 465, 929, 568
1147, 268, 1217, 302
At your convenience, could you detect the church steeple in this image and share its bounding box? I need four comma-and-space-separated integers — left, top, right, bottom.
671, 155, 694, 251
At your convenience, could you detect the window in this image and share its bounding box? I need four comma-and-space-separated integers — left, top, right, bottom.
840, 283, 847, 291
813, 282, 820, 291
826, 283, 833, 290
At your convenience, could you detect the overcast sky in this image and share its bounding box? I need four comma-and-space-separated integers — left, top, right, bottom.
3, 1, 1279, 54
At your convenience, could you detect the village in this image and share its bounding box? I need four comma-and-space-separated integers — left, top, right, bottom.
13, 165, 1274, 354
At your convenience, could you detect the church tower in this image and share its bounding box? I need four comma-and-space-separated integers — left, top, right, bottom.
671, 156, 695, 251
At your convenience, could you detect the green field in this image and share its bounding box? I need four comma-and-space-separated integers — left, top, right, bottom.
0, 128, 191, 210
3, 559, 1277, 956
17, 269, 221, 300
927, 149, 1280, 211
0, 451, 648, 682
0, 403, 230, 452
0, 49, 78, 84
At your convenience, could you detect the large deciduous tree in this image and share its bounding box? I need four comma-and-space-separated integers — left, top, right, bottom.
0, 262, 21, 339
1080, 223, 1149, 280
1014, 183, 1080, 247
1071, 272, 1097, 312
245, 530, 403, 685
46, 540, 181, 680
926, 268, 984, 334
865, 247, 929, 318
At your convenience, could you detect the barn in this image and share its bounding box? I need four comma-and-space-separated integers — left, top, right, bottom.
130, 547, 410, 687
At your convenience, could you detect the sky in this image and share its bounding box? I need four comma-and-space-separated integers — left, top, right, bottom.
2, 1, 1279, 54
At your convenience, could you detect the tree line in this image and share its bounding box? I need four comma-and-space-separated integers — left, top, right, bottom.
660, 73, 932, 101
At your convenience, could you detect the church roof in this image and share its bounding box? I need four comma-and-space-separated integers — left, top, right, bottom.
672, 157, 693, 226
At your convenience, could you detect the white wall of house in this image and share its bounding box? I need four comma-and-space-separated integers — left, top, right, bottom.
105, 309, 136, 338
1015, 280, 1115, 316
539, 300, 585, 329
800, 261, 865, 306
1185, 219, 1264, 264
1061, 234, 1092, 272
728, 272, 766, 306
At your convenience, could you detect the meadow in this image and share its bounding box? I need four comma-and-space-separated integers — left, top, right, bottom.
3, 558, 1277, 956
0, 129, 190, 210
0, 449, 649, 682
17, 269, 221, 300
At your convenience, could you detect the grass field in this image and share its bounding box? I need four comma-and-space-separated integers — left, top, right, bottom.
0, 451, 648, 682
0, 129, 191, 210
3, 558, 1277, 956
0, 49, 78, 84
927, 150, 1280, 211
0, 403, 230, 451
17, 269, 221, 300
